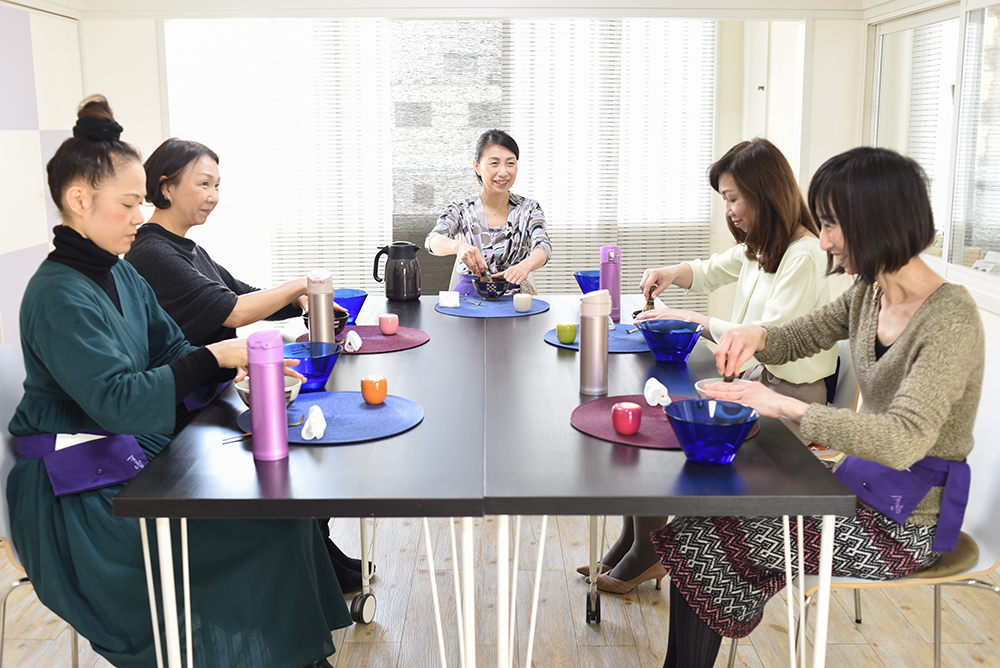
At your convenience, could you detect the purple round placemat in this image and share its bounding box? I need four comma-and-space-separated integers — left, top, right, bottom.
296, 325, 429, 354
543, 326, 650, 353
570, 394, 759, 450
434, 296, 550, 318
237, 391, 423, 444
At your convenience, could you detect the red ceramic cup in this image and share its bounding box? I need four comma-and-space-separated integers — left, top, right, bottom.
611, 401, 642, 436
379, 313, 399, 336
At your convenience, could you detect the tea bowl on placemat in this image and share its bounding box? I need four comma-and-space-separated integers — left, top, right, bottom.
694, 377, 752, 399
302, 310, 348, 337
664, 399, 758, 465
473, 276, 510, 301
637, 319, 704, 363
282, 342, 342, 392
234, 375, 303, 407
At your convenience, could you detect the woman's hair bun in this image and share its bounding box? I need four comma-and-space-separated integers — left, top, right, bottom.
74, 95, 123, 141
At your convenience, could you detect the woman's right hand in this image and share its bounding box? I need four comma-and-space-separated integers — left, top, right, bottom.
713, 325, 767, 378
459, 243, 488, 275
207, 338, 248, 370
639, 264, 691, 299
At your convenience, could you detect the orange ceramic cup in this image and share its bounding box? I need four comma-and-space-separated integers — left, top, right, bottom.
361, 374, 387, 405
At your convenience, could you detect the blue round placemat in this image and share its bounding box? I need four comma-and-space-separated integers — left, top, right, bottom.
435, 296, 550, 318
237, 391, 423, 445
543, 326, 650, 353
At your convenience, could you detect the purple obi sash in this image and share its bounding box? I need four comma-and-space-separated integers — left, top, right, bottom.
835, 455, 970, 552
16, 429, 149, 496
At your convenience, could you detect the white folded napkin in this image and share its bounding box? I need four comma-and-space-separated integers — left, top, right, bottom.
644, 377, 672, 407
300, 405, 327, 440
343, 330, 363, 352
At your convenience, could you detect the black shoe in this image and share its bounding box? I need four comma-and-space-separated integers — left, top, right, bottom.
331, 554, 364, 594
324, 535, 377, 578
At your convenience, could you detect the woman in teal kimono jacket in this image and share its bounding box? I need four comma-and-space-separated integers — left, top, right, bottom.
6, 96, 351, 668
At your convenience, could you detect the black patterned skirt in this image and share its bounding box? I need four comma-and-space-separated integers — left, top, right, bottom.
650, 506, 941, 638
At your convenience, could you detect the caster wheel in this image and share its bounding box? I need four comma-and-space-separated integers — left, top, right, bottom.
351, 592, 377, 624
585, 592, 601, 623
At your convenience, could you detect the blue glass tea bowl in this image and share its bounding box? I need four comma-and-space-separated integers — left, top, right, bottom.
282, 341, 342, 393
664, 399, 758, 466
334, 289, 368, 325
637, 319, 705, 363
573, 270, 601, 293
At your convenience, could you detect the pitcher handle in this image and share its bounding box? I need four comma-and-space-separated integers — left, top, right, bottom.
373, 246, 387, 283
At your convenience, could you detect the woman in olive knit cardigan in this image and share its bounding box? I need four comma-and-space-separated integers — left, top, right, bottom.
653, 146, 985, 668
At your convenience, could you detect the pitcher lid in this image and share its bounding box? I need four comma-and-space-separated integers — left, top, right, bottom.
385, 241, 420, 259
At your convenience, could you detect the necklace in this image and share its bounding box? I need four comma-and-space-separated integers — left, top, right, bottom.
872, 280, 882, 306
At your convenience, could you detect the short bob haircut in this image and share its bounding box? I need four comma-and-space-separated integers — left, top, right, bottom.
709, 138, 817, 274
47, 95, 141, 213
808, 146, 934, 286
144, 138, 220, 210
474, 130, 519, 185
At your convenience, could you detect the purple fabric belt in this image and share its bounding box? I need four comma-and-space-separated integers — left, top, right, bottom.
16, 429, 149, 496
835, 454, 969, 552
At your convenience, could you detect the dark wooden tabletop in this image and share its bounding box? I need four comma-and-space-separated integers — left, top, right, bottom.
113, 294, 855, 520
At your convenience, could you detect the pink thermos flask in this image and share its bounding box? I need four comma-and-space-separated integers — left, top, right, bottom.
247, 330, 289, 461
600, 245, 621, 322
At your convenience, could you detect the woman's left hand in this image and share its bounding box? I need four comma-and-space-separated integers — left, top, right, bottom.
496, 262, 530, 286
703, 380, 808, 423
284, 359, 306, 382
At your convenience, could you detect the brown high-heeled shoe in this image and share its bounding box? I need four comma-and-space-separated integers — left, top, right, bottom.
595, 562, 668, 594
576, 563, 613, 577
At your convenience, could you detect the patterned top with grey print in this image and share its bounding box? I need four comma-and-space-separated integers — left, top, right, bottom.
425, 192, 553, 277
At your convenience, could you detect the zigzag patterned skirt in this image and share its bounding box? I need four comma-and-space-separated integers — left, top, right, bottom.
650, 506, 941, 638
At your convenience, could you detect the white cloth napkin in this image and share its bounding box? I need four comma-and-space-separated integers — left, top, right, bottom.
343, 330, 363, 352
300, 405, 327, 440
644, 377, 672, 407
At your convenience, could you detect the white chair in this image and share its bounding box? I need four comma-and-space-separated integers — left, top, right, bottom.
0, 344, 79, 668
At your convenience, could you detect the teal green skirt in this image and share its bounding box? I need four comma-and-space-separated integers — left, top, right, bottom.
7, 457, 352, 668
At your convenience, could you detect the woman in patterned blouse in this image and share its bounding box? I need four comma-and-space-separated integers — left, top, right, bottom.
425, 130, 552, 294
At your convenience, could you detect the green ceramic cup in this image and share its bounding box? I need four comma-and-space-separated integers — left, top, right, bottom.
556, 322, 578, 344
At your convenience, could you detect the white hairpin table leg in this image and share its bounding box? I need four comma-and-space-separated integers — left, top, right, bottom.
139, 520, 164, 668
811, 515, 836, 668
497, 515, 509, 668
155, 518, 182, 668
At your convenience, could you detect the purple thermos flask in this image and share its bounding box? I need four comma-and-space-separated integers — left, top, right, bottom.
600, 245, 621, 322
247, 330, 289, 461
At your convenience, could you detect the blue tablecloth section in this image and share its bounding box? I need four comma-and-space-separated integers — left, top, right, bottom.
237, 391, 423, 445
543, 326, 650, 353
435, 295, 550, 318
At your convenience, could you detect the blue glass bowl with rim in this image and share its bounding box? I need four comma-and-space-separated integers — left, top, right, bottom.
573, 270, 601, 293
282, 341, 342, 393
334, 288, 368, 325
636, 319, 705, 362
664, 399, 759, 465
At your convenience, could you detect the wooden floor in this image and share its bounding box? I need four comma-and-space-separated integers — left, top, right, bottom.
3, 515, 1000, 668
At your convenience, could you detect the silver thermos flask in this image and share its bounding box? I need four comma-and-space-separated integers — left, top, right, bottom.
307, 269, 337, 344
580, 289, 611, 395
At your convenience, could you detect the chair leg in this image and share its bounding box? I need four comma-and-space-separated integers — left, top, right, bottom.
934, 584, 942, 668
726, 636, 738, 668
853, 588, 863, 624
0, 577, 30, 668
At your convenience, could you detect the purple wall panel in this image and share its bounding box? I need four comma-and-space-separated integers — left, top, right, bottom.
0, 5, 39, 131
0, 244, 48, 346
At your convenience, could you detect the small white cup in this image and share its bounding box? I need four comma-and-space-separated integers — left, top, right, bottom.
439, 290, 460, 308
513, 293, 532, 312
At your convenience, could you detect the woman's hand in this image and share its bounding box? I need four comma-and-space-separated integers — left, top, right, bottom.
284, 359, 306, 381
207, 338, 248, 370
639, 264, 692, 299
714, 325, 767, 378
459, 243, 489, 275
496, 261, 531, 286
702, 380, 807, 422
634, 307, 703, 324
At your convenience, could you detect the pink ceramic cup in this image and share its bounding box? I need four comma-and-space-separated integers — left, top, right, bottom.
611, 401, 642, 436
379, 313, 399, 336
